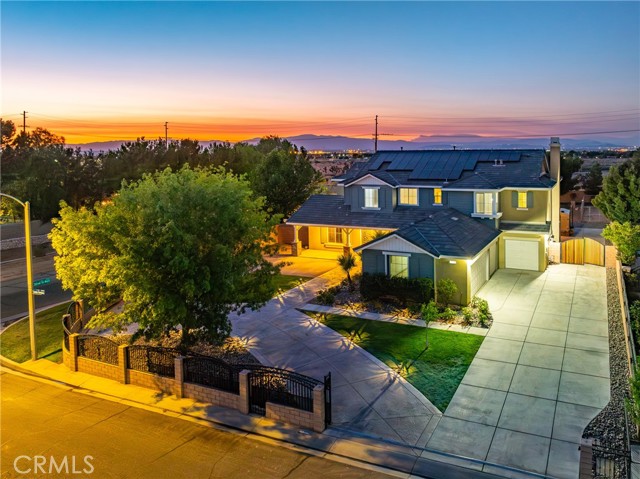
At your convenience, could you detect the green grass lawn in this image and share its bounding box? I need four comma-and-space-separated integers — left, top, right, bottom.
319, 315, 484, 411
0, 302, 71, 363
273, 275, 310, 294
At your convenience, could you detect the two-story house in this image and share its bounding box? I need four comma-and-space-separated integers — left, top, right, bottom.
287, 138, 562, 304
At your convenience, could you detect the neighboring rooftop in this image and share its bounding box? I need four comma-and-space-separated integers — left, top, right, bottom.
337, 149, 555, 190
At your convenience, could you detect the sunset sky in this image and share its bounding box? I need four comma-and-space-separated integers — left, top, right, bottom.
2, 1, 639, 144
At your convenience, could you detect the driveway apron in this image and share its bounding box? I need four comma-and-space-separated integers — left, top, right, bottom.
230, 267, 442, 446
427, 264, 609, 478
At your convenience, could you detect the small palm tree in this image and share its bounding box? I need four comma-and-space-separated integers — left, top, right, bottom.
337, 251, 357, 287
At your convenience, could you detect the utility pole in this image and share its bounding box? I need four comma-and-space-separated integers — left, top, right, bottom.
374, 115, 378, 153
22, 111, 28, 134
164, 122, 169, 149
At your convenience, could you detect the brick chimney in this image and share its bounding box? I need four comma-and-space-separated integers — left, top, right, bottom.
550, 137, 561, 245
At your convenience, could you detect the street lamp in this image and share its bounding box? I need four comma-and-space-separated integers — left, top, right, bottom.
0, 193, 37, 361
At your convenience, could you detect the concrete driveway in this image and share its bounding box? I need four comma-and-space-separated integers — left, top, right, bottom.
230, 267, 442, 446
426, 264, 608, 478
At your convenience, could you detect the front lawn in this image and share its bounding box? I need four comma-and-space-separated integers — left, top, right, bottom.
318, 314, 484, 411
0, 302, 70, 363
273, 275, 310, 294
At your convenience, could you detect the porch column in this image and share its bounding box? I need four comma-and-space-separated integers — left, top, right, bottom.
343, 229, 352, 255
291, 225, 302, 257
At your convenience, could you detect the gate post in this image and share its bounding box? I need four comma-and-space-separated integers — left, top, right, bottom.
68, 334, 79, 372
238, 370, 250, 414
312, 384, 326, 433
174, 356, 185, 399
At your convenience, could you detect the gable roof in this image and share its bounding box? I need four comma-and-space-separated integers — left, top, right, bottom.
355, 207, 501, 258
341, 149, 555, 190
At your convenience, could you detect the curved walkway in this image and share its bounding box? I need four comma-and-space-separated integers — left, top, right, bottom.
230, 267, 442, 446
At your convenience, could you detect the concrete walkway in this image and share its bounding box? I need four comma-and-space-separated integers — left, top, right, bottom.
230, 267, 443, 446
427, 264, 609, 478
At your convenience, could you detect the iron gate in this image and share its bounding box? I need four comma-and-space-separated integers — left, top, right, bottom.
246, 366, 331, 423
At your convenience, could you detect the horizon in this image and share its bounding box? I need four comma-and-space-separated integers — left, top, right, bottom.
2, 2, 639, 144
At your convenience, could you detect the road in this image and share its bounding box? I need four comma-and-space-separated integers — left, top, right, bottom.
0, 256, 72, 324
1, 371, 394, 479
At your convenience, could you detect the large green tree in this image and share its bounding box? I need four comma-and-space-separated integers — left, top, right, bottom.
250, 149, 324, 219
592, 152, 640, 223
50, 166, 281, 345
560, 152, 583, 195
584, 161, 603, 196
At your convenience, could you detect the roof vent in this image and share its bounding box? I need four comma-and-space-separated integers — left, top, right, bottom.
451, 216, 459, 221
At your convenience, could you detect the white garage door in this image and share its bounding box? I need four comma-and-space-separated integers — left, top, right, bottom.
470, 250, 489, 297
505, 239, 539, 271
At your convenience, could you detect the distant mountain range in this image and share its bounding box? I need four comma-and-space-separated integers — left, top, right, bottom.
68, 133, 638, 153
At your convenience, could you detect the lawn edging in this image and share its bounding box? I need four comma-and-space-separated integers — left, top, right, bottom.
300, 303, 488, 336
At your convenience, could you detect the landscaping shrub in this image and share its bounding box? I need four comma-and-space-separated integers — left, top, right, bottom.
461, 306, 474, 324
627, 366, 640, 428
360, 273, 433, 305
316, 286, 338, 305
471, 296, 491, 327
440, 307, 457, 321
421, 300, 439, 324
631, 300, 640, 351
436, 278, 458, 305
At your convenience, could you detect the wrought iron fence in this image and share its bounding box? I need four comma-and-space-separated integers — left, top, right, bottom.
77, 335, 119, 365
62, 301, 89, 351
183, 356, 240, 394
127, 346, 181, 378
240, 364, 322, 415
592, 439, 630, 478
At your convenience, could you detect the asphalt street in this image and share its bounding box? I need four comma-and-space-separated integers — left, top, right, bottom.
1, 371, 394, 479
0, 255, 72, 324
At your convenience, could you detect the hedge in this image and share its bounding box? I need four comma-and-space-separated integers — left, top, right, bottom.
360, 273, 433, 305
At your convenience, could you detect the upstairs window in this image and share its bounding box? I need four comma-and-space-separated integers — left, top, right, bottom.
399, 188, 418, 205
513, 191, 533, 210
363, 187, 379, 208
518, 191, 528, 209
475, 192, 495, 215
433, 188, 442, 205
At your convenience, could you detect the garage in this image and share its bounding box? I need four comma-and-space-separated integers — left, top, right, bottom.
505, 239, 539, 271
470, 250, 489, 297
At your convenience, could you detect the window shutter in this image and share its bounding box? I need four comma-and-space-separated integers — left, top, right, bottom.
527, 191, 534, 208
511, 191, 518, 208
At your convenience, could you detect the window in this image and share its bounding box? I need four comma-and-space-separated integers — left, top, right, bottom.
433, 188, 442, 205
518, 191, 528, 209
389, 255, 409, 278
475, 192, 494, 215
363, 188, 379, 208
399, 188, 418, 205
327, 228, 343, 243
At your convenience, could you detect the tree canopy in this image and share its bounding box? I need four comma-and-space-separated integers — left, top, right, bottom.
592, 152, 640, 223
250, 149, 324, 219
50, 166, 281, 345
1, 125, 325, 222
560, 152, 583, 195
584, 162, 603, 196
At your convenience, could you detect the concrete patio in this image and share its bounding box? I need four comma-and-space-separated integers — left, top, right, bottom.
427, 263, 609, 478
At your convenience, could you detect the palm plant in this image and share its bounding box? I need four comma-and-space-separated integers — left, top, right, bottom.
337, 251, 357, 287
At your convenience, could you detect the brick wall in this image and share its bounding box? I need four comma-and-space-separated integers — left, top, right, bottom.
77, 357, 121, 382
183, 383, 240, 410
128, 370, 177, 395
265, 385, 325, 433
64, 336, 326, 431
